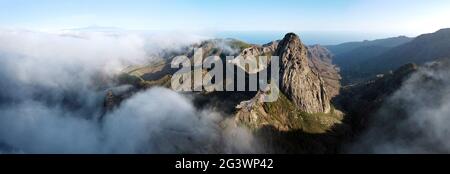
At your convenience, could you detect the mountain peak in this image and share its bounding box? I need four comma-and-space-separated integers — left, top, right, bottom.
284, 32, 299, 38
276, 33, 304, 58
280, 33, 302, 45
277, 32, 332, 113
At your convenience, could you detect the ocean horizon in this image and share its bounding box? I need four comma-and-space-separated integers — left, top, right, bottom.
215, 31, 411, 45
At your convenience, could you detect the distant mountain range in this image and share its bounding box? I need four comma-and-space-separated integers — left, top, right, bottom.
326, 36, 413, 55
326, 28, 450, 84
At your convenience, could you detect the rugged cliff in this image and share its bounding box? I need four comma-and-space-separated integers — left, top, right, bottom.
277, 33, 332, 114
234, 33, 342, 133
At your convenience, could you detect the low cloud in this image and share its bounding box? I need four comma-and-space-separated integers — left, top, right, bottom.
350, 59, 450, 153
0, 29, 258, 154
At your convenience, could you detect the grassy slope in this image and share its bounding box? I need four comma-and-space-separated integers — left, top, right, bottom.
262, 92, 343, 134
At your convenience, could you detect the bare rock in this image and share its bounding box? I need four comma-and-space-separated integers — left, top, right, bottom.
277, 33, 331, 113
307, 45, 341, 98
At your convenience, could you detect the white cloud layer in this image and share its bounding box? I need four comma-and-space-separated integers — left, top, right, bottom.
351, 60, 450, 153
0, 29, 257, 154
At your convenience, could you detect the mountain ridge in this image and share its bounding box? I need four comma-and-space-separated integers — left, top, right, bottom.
328, 28, 450, 84
326, 36, 413, 56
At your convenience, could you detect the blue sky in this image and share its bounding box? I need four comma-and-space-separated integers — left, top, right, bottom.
1, 0, 450, 43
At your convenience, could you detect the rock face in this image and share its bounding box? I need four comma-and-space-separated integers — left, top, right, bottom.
229, 41, 279, 74
308, 44, 333, 64
234, 85, 343, 132
262, 41, 279, 54
277, 33, 331, 113
229, 46, 265, 74
307, 45, 341, 98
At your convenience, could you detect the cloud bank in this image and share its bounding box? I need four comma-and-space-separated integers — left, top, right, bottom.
0, 29, 258, 154
350, 59, 450, 153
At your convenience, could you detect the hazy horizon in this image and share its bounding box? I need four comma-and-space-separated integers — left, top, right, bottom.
215, 30, 419, 45
2, 25, 431, 45
2, 0, 449, 45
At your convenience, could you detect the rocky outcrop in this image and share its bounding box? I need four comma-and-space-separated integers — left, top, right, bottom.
262, 41, 279, 54
228, 46, 265, 74
234, 85, 343, 132
233, 34, 343, 131
277, 33, 331, 113
234, 87, 291, 131
233, 33, 341, 132
228, 41, 279, 74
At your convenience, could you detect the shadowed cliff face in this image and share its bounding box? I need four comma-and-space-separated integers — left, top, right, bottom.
277, 33, 331, 114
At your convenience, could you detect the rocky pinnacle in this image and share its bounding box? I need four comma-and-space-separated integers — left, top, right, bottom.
277, 33, 331, 113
